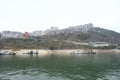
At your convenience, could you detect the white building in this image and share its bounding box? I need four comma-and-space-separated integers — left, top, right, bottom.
50, 27, 59, 31
31, 31, 45, 37
66, 23, 94, 33
1, 31, 23, 38
45, 27, 60, 35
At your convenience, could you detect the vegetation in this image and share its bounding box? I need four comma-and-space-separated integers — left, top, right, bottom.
0, 27, 120, 50
0, 38, 92, 49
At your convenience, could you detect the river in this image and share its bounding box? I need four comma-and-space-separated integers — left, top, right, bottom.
0, 52, 120, 80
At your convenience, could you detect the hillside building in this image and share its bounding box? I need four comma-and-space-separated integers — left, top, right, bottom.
24, 32, 30, 38
1, 31, 23, 38
31, 31, 45, 37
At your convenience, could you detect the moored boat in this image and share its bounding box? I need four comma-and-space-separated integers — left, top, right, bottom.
23, 51, 39, 55
0, 51, 16, 55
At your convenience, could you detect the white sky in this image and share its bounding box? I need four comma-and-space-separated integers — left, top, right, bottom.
0, 0, 120, 32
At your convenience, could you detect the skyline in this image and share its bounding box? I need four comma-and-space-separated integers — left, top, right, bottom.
0, 0, 120, 33
0, 23, 119, 33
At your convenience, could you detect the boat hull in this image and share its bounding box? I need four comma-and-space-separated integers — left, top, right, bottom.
0, 52, 16, 55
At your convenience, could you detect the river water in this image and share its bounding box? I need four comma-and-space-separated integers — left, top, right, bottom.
0, 52, 120, 80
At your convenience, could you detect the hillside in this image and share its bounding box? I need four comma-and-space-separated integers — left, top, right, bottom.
44, 27, 120, 43
0, 24, 120, 49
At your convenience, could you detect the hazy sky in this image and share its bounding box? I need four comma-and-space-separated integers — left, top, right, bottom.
0, 0, 120, 32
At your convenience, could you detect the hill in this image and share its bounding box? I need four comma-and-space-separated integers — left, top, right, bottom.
44, 26, 120, 43
0, 23, 120, 49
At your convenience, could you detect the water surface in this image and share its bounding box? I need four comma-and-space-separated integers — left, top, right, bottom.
0, 52, 120, 80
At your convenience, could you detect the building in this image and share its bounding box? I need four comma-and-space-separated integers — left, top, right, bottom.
64, 23, 94, 34
1, 31, 23, 38
45, 27, 60, 35
50, 27, 58, 31
31, 31, 45, 37
24, 32, 30, 38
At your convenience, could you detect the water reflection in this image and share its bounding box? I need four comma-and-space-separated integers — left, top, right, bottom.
0, 52, 120, 80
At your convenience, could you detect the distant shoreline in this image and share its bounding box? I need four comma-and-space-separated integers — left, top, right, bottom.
0, 49, 120, 56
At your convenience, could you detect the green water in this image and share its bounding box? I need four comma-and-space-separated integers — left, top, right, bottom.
0, 53, 120, 80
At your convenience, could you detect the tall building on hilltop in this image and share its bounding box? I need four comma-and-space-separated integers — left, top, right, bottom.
65, 23, 94, 34
50, 27, 59, 31
45, 27, 60, 35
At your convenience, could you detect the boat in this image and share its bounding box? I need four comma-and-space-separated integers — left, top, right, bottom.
0, 51, 16, 55
23, 51, 34, 55
8, 52, 16, 55
23, 51, 39, 55
71, 50, 96, 55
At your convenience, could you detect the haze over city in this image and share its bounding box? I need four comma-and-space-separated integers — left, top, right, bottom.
0, 0, 120, 32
